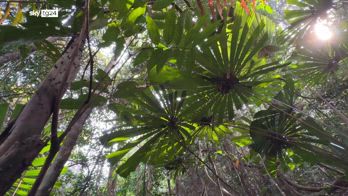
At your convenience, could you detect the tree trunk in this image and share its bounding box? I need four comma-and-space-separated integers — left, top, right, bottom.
107, 164, 117, 196
0, 7, 88, 194
33, 48, 119, 195
35, 107, 92, 195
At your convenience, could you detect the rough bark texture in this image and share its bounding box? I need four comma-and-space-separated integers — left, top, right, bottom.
107, 165, 117, 196
35, 107, 92, 195
0, 14, 88, 194
33, 45, 118, 195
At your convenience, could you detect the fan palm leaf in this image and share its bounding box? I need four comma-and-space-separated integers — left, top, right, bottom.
290, 44, 348, 83
101, 84, 194, 177
284, 0, 334, 41
249, 81, 348, 173
180, 14, 288, 122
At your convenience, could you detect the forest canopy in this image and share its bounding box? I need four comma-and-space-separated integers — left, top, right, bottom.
0, 0, 348, 195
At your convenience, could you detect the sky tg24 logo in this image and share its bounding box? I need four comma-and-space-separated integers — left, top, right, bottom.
29, 8, 59, 18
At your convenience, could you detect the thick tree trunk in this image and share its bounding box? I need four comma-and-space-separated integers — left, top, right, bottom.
34, 52, 118, 195
0, 8, 88, 194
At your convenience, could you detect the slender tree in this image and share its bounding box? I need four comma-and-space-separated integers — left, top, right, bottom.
0, 1, 89, 193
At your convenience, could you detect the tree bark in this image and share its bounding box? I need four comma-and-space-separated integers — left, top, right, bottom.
0, 7, 88, 194
35, 107, 92, 195
33, 45, 119, 195
107, 164, 117, 196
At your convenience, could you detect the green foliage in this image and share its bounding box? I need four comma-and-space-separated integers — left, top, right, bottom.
60, 94, 107, 109
102, 85, 192, 177
0, 16, 70, 48
152, 0, 173, 10
285, 0, 333, 26
146, 15, 161, 45
6, 144, 67, 196
2, 0, 348, 194
290, 44, 348, 83
0, 103, 9, 129
143, 12, 288, 122
249, 82, 348, 173
97, 2, 348, 181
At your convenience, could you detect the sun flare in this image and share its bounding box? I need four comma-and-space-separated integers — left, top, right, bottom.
314, 21, 333, 41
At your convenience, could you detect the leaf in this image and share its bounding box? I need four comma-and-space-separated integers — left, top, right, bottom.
102, 22, 120, 46
152, 0, 173, 10
32, 157, 46, 167
60, 94, 107, 109
148, 65, 203, 89
114, 37, 125, 57
146, 16, 160, 45
10, 104, 25, 120
60, 98, 85, 110
116, 132, 163, 177
70, 80, 90, 90
133, 48, 153, 66
100, 127, 145, 145
148, 49, 172, 71
34, 40, 61, 62
163, 9, 176, 44
232, 136, 252, 147
0, 103, 9, 129
173, 11, 185, 44
109, 0, 133, 15
25, 170, 41, 177
95, 68, 112, 84
148, 65, 180, 83
114, 81, 139, 98
127, 7, 146, 24
106, 133, 152, 163
0, 16, 70, 48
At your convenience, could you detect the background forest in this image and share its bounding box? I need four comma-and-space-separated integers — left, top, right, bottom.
0, 0, 348, 195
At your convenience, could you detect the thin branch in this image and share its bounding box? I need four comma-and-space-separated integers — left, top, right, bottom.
0, 2, 11, 24
81, 48, 100, 80
316, 92, 348, 125
173, 132, 235, 193
172, 3, 183, 13
318, 163, 345, 175
196, 0, 205, 16
11, 178, 23, 196
207, 155, 231, 196
278, 173, 326, 192
183, 0, 192, 9
86, 7, 94, 104
260, 157, 286, 196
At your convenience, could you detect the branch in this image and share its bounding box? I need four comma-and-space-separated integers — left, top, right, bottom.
35, 29, 131, 196
278, 173, 326, 192
316, 92, 348, 125
196, 0, 205, 16
183, 0, 192, 9
0, 2, 11, 24
173, 132, 236, 193
172, 3, 183, 13
85, 10, 94, 104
